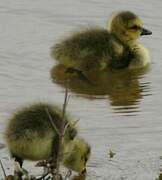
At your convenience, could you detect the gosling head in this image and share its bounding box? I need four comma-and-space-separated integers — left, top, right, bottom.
109, 11, 152, 45
63, 138, 91, 174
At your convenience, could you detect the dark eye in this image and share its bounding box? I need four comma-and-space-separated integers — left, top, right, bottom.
130, 25, 140, 30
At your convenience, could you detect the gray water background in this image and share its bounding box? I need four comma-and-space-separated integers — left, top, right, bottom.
0, 0, 162, 179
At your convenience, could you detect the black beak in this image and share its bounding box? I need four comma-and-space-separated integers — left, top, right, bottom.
81, 168, 87, 174
141, 27, 152, 36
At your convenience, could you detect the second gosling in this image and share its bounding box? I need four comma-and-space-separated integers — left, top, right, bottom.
5, 103, 90, 173
51, 11, 152, 70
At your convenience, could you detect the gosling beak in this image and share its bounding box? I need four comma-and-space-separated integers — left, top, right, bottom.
141, 27, 152, 36
81, 168, 87, 174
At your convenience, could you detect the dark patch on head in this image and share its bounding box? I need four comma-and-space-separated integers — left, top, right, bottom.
11, 104, 63, 138
119, 11, 138, 23
6, 103, 77, 142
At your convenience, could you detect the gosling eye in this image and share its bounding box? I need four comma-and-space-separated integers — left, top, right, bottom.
130, 25, 141, 30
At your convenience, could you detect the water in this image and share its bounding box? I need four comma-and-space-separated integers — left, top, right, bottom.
0, 0, 162, 179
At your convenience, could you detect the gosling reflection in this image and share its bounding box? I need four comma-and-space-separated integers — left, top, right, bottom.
51, 64, 151, 115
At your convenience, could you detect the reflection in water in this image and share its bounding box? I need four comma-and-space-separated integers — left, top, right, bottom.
0, 143, 5, 150
50, 65, 151, 115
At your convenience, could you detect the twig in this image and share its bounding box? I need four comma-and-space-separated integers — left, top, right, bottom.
45, 84, 71, 180
35, 161, 50, 180
0, 159, 6, 178
35, 171, 49, 180
55, 85, 69, 179
45, 108, 61, 136
63, 122, 70, 136
45, 177, 51, 180
66, 95, 70, 109
62, 86, 68, 119
63, 119, 79, 136
64, 169, 72, 180
72, 119, 79, 127
45, 176, 51, 180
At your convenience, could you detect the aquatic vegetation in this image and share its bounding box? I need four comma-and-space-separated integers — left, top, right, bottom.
51, 11, 152, 71
108, 149, 116, 159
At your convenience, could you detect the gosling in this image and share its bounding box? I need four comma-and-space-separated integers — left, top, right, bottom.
51, 11, 152, 70
5, 103, 90, 174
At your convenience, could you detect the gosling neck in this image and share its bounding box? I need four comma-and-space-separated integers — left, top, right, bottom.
111, 32, 138, 49
124, 39, 138, 50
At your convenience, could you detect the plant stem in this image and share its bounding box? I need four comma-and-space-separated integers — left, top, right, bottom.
0, 160, 6, 178
55, 86, 69, 180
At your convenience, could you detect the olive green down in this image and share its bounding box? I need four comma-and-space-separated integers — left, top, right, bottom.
51, 11, 152, 70
5, 103, 90, 173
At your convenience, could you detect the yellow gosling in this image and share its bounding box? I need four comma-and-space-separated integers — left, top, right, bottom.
62, 137, 91, 173
51, 11, 152, 70
5, 103, 90, 173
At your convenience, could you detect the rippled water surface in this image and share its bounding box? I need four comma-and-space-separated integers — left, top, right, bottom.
0, 0, 162, 179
